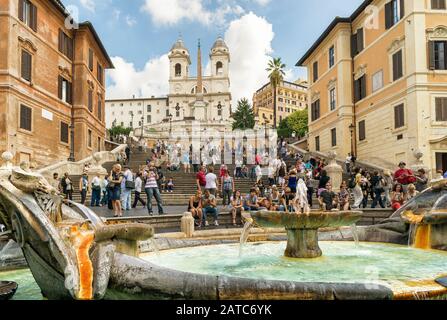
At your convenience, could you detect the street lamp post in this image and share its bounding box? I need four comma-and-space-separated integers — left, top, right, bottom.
263, 114, 270, 154
168, 113, 173, 134
349, 123, 355, 156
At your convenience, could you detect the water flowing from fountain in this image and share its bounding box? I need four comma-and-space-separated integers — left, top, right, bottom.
408, 223, 416, 247
350, 223, 359, 247
148, 238, 160, 256
239, 221, 253, 257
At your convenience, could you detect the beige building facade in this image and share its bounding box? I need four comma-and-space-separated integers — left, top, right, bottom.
298, 0, 447, 174
253, 80, 308, 127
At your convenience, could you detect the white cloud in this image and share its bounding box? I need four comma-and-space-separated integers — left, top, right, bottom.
79, 0, 95, 12
141, 0, 244, 27
106, 55, 170, 100
125, 15, 137, 27
225, 12, 274, 106
253, 0, 271, 6
112, 9, 121, 20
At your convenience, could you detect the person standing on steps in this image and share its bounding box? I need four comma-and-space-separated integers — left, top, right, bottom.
79, 172, 89, 205
205, 166, 219, 196
109, 164, 124, 217
90, 174, 101, 207
132, 172, 147, 208
144, 165, 164, 216
125, 145, 131, 165
121, 166, 134, 211
60, 172, 73, 202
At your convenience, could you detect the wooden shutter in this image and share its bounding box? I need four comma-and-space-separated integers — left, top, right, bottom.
21, 50, 31, 81
67, 81, 72, 104
360, 75, 366, 100
18, 0, 24, 21
58, 29, 64, 53
89, 48, 93, 71
20, 105, 32, 131
359, 120, 366, 141
428, 41, 436, 70
313, 62, 318, 82
357, 28, 364, 52
436, 97, 447, 121
98, 96, 102, 120
30, 2, 37, 31
67, 37, 73, 60
394, 104, 404, 128
58, 76, 63, 99
351, 34, 357, 57
331, 128, 337, 147
400, 0, 405, 18
393, 51, 403, 80
385, 1, 393, 29
60, 122, 69, 143
88, 90, 93, 111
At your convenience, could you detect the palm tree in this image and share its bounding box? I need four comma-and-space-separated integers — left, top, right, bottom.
266, 57, 286, 129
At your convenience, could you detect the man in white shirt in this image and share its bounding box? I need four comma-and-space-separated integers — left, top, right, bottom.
345, 153, 352, 173
121, 166, 134, 211
255, 164, 263, 183
90, 174, 101, 207
132, 172, 147, 208
205, 166, 219, 196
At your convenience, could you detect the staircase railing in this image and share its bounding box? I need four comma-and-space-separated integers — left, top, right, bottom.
38, 144, 127, 179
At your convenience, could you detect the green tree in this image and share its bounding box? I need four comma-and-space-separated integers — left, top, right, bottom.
108, 125, 132, 139
232, 98, 255, 130
266, 57, 286, 129
277, 109, 308, 138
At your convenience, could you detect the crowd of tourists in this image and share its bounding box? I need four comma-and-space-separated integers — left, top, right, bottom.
48, 137, 447, 227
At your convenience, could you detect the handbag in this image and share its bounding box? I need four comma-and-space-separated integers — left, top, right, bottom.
125, 180, 135, 190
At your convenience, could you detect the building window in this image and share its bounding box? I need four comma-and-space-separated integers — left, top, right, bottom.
20, 105, 32, 131
21, 50, 32, 82
311, 100, 320, 121
138, 110, 142, 115
88, 90, 93, 112
216, 61, 223, 75
166, 109, 170, 117
88, 48, 94, 71
331, 128, 337, 147
354, 75, 366, 102
97, 63, 103, 84
18, 0, 37, 31
394, 103, 405, 128
392, 50, 403, 81
315, 136, 320, 152
147, 115, 151, 123
351, 28, 364, 57
372, 70, 384, 92
385, 0, 404, 29
97, 95, 102, 120
138, 121, 142, 127
130, 122, 133, 128
435, 97, 447, 121
147, 105, 152, 112
58, 29, 73, 60
429, 41, 447, 70
329, 46, 335, 68
359, 120, 366, 141
175, 63, 182, 77
432, 0, 446, 9
58, 76, 72, 103
313, 61, 318, 82
97, 137, 101, 152
120, 122, 124, 126
87, 129, 92, 148
329, 88, 336, 111
60, 121, 69, 143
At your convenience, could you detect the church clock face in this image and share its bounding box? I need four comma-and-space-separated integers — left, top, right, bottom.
175, 83, 182, 93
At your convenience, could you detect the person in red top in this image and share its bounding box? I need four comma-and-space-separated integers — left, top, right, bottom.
196, 165, 207, 190
394, 161, 416, 192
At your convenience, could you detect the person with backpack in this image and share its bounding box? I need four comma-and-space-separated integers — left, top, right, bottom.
371, 171, 385, 209
90, 174, 102, 207
120, 166, 134, 211
79, 172, 89, 206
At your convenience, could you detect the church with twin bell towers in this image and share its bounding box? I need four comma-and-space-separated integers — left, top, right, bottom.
167, 36, 232, 134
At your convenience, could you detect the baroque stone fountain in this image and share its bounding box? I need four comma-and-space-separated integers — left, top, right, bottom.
248, 210, 362, 258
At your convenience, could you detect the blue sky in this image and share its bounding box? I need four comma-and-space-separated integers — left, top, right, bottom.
63, 0, 364, 102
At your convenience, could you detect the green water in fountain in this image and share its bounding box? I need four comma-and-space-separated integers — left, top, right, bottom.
142, 241, 447, 285
0, 269, 43, 300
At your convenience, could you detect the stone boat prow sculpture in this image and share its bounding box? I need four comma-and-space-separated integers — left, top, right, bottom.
0, 164, 153, 300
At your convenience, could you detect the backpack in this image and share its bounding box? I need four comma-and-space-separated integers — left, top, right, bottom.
348, 174, 356, 189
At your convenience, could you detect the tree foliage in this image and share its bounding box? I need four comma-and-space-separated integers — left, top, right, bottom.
108, 125, 132, 139
232, 98, 255, 130
277, 108, 308, 138
266, 57, 286, 129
